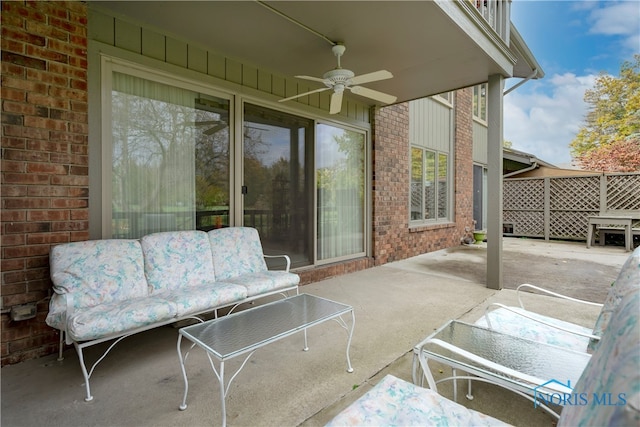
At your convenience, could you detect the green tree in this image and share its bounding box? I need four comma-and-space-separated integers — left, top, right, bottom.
570, 55, 640, 168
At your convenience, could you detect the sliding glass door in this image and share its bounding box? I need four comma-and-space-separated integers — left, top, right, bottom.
316, 124, 366, 260
243, 104, 313, 268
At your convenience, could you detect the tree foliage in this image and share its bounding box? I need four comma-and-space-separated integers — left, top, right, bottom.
570, 55, 640, 171
576, 136, 640, 172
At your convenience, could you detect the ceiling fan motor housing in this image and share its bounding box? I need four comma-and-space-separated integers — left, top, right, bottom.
323, 68, 355, 86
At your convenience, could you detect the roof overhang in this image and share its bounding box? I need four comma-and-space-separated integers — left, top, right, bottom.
91, 1, 540, 105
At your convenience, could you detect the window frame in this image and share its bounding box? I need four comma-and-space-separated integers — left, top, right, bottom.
410, 145, 452, 225
473, 83, 488, 124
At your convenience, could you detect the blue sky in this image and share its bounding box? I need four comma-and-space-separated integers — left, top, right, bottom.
505, 0, 639, 167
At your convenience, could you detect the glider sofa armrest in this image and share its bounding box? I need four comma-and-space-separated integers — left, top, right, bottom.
264, 254, 291, 272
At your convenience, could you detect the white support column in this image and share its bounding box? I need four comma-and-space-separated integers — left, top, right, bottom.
487, 74, 504, 290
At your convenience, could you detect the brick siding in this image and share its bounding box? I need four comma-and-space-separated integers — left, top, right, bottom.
1, 0, 89, 365
371, 91, 474, 266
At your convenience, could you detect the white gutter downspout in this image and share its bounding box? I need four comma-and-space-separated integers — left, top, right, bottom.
504, 68, 538, 96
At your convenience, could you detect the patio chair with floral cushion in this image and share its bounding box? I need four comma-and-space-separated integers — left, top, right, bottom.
474, 246, 640, 354
326, 285, 640, 426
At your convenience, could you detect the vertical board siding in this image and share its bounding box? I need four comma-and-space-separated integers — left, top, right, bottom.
187, 45, 208, 74
88, 9, 115, 45
472, 120, 488, 164
409, 98, 452, 151
114, 19, 141, 53
166, 38, 188, 68
89, 7, 370, 123
141, 29, 165, 61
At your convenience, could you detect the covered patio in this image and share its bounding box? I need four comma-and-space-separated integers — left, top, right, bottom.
1, 238, 626, 426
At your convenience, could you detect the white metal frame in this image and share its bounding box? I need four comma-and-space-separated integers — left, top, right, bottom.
176, 294, 355, 427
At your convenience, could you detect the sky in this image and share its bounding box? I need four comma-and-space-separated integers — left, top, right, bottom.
506, 0, 639, 168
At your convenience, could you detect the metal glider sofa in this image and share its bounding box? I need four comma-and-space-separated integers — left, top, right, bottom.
45, 227, 300, 402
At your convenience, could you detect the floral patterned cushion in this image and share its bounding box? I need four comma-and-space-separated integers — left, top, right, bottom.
155, 282, 247, 317
225, 271, 300, 297
327, 374, 509, 426
474, 307, 592, 352
558, 288, 640, 427
208, 227, 268, 280
588, 246, 640, 351
66, 296, 176, 342
48, 240, 149, 314
141, 231, 216, 292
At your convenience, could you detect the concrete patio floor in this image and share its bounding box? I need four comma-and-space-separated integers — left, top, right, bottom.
1, 238, 632, 427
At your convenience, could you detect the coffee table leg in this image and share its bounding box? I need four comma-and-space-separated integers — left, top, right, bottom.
219, 361, 227, 427
345, 310, 355, 372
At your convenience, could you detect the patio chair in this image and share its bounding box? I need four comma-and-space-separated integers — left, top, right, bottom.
474, 246, 640, 354
326, 286, 640, 426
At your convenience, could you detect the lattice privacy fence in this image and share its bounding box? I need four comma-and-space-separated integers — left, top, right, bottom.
503, 172, 640, 240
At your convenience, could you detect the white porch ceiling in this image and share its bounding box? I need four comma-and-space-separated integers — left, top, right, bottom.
93, 1, 541, 105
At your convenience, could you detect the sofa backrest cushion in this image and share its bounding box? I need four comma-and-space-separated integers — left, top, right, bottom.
141, 230, 216, 291
559, 287, 640, 426
50, 240, 148, 310
208, 227, 268, 280
589, 246, 640, 351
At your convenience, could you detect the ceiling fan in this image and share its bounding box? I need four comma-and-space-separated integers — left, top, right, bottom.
279, 44, 397, 114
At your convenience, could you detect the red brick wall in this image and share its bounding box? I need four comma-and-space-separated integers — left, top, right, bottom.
1, 1, 89, 365
371, 91, 474, 266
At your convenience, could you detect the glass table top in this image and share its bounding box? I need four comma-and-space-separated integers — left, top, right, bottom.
179, 294, 352, 360
416, 320, 591, 393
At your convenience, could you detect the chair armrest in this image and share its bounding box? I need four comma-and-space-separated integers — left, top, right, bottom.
483, 302, 602, 341
263, 254, 291, 272
516, 284, 603, 310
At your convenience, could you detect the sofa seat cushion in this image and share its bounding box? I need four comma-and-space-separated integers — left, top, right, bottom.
327, 375, 509, 426
141, 231, 216, 292
156, 282, 247, 317
225, 271, 300, 297
474, 307, 591, 352
66, 297, 176, 342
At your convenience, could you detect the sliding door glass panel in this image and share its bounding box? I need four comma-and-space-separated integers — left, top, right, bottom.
111, 72, 229, 238
243, 104, 312, 268
317, 124, 365, 261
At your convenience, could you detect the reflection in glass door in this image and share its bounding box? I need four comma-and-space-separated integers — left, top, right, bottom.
243, 104, 312, 268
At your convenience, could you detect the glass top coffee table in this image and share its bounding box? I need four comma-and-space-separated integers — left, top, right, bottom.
412, 320, 591, 418
177, 293, 355, 426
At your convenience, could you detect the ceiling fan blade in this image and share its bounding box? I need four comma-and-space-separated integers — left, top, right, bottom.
350, 86, 397, 105
349, 70, 393, 85
203, 123, 227, 136
279, 87, 331, 103
330, 91, 343, 114
295, 75, 328, 84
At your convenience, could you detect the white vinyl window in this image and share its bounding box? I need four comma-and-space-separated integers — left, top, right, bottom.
473, 83, 487, 122
411, 147, 449, 222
